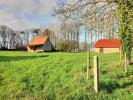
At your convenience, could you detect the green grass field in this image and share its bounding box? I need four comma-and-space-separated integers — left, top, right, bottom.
0, 51, 133, 100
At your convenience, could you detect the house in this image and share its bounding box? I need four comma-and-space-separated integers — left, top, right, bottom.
27, 36, 53, 52
93, 39, 121, 53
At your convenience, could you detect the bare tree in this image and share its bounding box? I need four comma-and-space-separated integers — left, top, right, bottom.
55, 0, 133, 64
0, 25, 16, 49
32, 28, 41, 38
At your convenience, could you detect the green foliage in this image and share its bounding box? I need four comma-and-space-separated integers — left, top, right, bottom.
0, 51, 132, 100
56, 40, 69, 51
56, 40, 79, 52
116, 0, 133, 60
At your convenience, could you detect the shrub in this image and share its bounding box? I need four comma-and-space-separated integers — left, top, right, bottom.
56, 40, 79, 52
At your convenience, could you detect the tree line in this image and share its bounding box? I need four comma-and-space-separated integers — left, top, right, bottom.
0, 22, 81, 52
55, 0, 133, 64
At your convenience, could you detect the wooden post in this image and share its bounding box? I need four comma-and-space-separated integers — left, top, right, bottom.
86, 50, 90, 79
94, 56, 99, 93
124, 53, 127, 73
120, 47, 122, 62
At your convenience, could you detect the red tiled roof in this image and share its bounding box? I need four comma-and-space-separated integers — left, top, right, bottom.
93, 39, 121, 48
28, 37, 48, 46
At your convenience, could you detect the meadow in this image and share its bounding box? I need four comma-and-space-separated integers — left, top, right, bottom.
0, 51, 133, 100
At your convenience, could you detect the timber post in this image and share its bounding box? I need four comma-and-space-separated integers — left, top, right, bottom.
120, 46, 122, 62
124, 53, 127, 73
94, 56, 99, 93
86, 50, 90, 79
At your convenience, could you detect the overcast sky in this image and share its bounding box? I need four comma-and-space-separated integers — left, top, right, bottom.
0, 0, 58, 30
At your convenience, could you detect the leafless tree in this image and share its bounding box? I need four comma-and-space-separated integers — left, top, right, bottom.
0, 25, 17, 49
55, 0, 133, 65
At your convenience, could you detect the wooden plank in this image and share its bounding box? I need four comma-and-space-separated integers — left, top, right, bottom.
124, 53, 127, 73
94, 56, 99, 93
86, 50, 90, 79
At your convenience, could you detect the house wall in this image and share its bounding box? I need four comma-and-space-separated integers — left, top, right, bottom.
43, 40, 52, 51
27, 46, 34, 52
35, 45, 44, 52
94, 48, 120, 53
27, 45, 43, 52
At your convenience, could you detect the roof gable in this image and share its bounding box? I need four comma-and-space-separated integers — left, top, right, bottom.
28, 37, 49, 46
93, 39, 121, 48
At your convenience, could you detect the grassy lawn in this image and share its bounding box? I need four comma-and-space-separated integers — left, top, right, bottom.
0, 51, 133, 100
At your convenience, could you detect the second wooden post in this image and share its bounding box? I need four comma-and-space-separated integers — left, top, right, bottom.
86, 50, 90, 79
124, 53, 127, 73
94, 56, 99, 93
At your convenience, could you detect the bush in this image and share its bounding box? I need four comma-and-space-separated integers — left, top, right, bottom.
0, 47, 8, 50
56, 40, 79, 52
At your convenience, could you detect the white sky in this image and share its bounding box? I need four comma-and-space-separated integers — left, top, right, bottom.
0, 0, 58, 30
